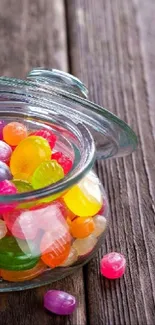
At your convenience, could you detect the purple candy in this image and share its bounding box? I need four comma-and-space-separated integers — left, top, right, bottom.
44, 290, 77, 315
0, 120, 6, 140
0, 161, 12, 181
0, 140, 12, 163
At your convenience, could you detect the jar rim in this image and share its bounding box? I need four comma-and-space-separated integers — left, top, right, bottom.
0, 72, 137, 203
0, 101, 96, 203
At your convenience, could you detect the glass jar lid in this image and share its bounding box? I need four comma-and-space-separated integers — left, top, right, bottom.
0, 68, 137, 161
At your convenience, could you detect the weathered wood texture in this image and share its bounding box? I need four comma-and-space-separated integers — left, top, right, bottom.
0, 0, 155, 324
66, 0, 155, 324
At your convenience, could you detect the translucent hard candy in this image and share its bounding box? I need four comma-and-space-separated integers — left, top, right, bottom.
100, 252, 126, 279
44, 290, 77, 315
3, 209, 38, 240
60, 247, 78, 267
0, 219, 7, 239
93, 215, 107, 237
13, 172, 32, 183
40, 230, 71, 268
0, 180, 17, 213
73, 235, 97, 256
70, 217, 95, 238
3, 122, 28, 146
10, 136, 51, 176
12, 180, 33, 193
31, 202, 68, 231
1, 260, 46, 282
52, 152, 73, 175
31, 160, 64, 189
30, 129, 57, 149
0, 161, 12, 181
0, 140, 12, 163
63, 171, 103, 217
0, 236, 39, 270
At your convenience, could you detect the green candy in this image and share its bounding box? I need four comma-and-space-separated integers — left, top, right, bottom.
12, 180, 33, 193
0, 236, 39, 271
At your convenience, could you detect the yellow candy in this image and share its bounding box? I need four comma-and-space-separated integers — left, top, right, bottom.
10, 136, 51, 176
13, 172, 32, 183
63, 171, 102, 217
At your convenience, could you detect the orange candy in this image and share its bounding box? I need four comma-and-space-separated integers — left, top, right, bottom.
40, 232, 71, 268
1, 260, 46, 282
70, 217, 95, 239
3, 122, 28, 146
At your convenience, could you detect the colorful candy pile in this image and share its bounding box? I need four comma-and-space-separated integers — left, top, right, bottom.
0, 120, 108, 283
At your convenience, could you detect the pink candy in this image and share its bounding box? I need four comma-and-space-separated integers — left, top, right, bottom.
100, 252, 126, 279
0, 180, 17, 213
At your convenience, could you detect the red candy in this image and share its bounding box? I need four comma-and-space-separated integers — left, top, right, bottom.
0, 180, 17, 213
30, 129, 57, 149
100, 252, 126, 279
52, 152, 73, 175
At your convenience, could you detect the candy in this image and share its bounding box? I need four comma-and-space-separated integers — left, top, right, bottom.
13, 180, 33, 193
0, 140, 12, 164
93, 215, 107, 237
100, 252, 126, 279
31, 160, 64, 189
73, 235, 97, 256
52, 152, 73, 174
0, 161, 12, 181
44, 290, 77, 315
0, 236, 39, 270
63, 171, 102, 217
10, 136, 51, 176
30, 129, 57, 149
13, 172, 32, 183
41, 230, 71, 268
0, 220, 7, 239
3, 209, 38, 240
70, 217, 95, 238
31, 202, 68, 231
0, 180, 17, 213
0, 120, 6, 140
3, 122, 28, 146
1, 260, 46, 282
60, 247, 78, 267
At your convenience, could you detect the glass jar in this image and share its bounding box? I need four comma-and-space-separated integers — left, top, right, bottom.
0, 68, 137, 291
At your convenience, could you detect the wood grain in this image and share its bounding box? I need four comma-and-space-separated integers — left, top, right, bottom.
0, 1, 86, 325
66, 0, 155, 324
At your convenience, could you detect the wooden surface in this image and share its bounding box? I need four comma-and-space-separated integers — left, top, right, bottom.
0, 0, 155, 324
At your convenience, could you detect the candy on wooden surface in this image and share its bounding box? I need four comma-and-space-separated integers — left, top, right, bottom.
100, 252, 126, 279
44, 290, 77, 315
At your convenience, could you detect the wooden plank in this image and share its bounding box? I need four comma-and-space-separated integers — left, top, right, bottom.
66, 0, 155, 324
0, 0, 68, 77
0, 1, 86, 325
